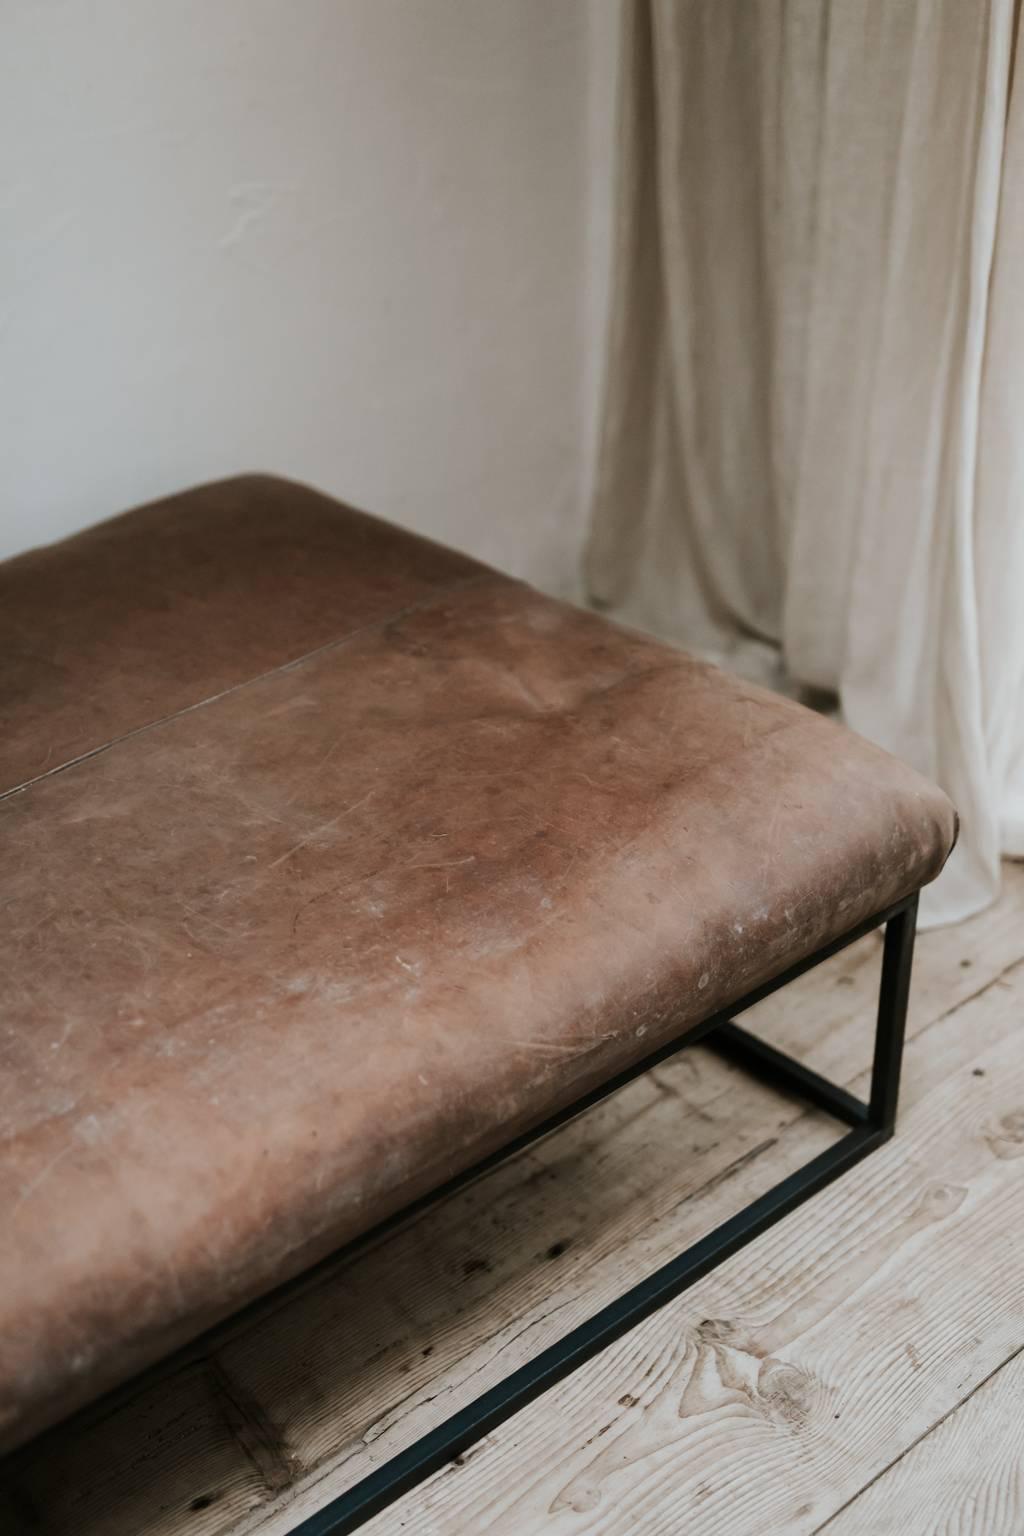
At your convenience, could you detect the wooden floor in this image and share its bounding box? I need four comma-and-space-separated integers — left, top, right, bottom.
4, 865, 1024, 1536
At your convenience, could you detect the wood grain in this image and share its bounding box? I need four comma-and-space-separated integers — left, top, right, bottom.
374, 1014, 1024, 1534
2, 864, 1022, 1535
821, 1347, 1024, 1535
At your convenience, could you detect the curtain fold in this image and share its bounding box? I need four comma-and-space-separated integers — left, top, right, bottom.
587, 0, 1024, 925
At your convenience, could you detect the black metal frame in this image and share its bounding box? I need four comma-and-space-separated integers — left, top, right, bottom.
291, 892, 919, 1535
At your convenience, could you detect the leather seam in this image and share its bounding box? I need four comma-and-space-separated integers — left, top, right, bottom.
0, 570, 504, 804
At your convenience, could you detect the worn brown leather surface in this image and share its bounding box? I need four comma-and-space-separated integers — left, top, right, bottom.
0, 476, 957, 1452
0, 474, 485, 797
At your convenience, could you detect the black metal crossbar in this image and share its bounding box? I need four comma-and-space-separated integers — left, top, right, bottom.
291, 893, 919, 1535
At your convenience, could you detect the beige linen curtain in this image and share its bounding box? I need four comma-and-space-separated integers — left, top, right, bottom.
587, 0, 1024, 925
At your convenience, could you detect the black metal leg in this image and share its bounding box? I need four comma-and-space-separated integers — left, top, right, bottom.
289, 897, 918, 1536
706, 1021, 870, 1126
708, 893, 918, 1138
868, 892, 918, 1132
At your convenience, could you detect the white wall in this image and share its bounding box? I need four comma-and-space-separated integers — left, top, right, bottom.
1, 1, 619, 591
